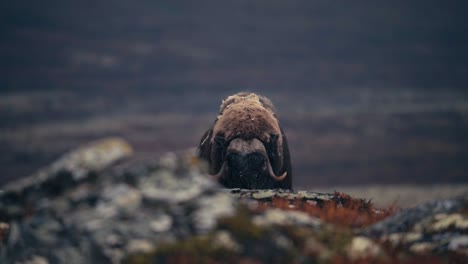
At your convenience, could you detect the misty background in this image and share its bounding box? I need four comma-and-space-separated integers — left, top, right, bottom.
1, 1, 468, 189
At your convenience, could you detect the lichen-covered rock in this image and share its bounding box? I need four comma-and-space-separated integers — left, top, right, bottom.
0, 137, 133, 219
1, 138, 467, 263
0, 140, 236, 263
365, 195, 468, 256
252, 209, 321, 228
430, 213, 468, 231
228, 188, 335, 202
346, 236, 382, 260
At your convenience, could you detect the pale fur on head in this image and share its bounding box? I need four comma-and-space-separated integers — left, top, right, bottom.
212, 92, 282, 147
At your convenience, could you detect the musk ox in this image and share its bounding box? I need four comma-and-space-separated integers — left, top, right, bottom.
198, 92, 292, 189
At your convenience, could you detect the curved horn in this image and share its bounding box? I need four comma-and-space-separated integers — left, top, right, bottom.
266, 158, 287, 182
209, 161, 227, 181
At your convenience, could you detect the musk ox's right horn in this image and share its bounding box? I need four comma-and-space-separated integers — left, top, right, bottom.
266, 157, 287, 181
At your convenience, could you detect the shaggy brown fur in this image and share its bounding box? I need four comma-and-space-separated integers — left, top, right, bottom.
213, 93, 282, 146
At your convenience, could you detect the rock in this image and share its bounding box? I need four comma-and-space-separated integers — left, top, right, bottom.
346, 236, 382, 260
193, 192, 236, 232
126, 239, 155, 254
430, 213, 468, 232
1, 138, 467, 263
365, 195, 468, 257
364, 196, 468, 237
252, 189, 276, 199
149, 214, 173, 233
297, 191, 335, 200
212, 231, 242, 252
303, 237, 328, 258
0, 142, 238, 263
140, 162, 216, 204
17, 255, 49, 264
0, 137, 133, 220
448, 235, 468, 252
384, 232, 423, 245
8, 137, 132, 190
228, 188, 336, 202
253, 209, 322, 229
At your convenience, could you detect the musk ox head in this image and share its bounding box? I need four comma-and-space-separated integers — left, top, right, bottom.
198, 92, 292, 189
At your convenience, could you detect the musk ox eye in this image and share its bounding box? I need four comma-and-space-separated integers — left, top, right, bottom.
214, 136, 226, 146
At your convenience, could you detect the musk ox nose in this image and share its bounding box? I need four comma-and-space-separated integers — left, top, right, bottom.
223, 152, 275, 189
226, 152, 266, 173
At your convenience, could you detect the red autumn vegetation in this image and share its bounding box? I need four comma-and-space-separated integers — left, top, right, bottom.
256, 192, 398, 228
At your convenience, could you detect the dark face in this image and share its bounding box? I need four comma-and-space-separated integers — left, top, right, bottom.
219, 151, 276, 189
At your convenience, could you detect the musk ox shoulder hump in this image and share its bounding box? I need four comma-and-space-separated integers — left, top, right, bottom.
213, 92, 281, 144
219, 92, 275, 114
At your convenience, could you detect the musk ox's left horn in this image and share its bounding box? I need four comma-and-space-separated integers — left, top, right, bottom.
266, 157, 287, 182
209, 161, 227, 181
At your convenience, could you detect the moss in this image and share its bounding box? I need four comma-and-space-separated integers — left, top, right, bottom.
317, 226, 354, 255
125, 234, 238, 264
217, 206, 265, 240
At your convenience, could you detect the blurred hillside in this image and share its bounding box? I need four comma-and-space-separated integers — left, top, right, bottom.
1, 1, 468, 187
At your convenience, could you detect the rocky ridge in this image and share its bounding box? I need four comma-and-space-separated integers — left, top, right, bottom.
0, 138, 467, 263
